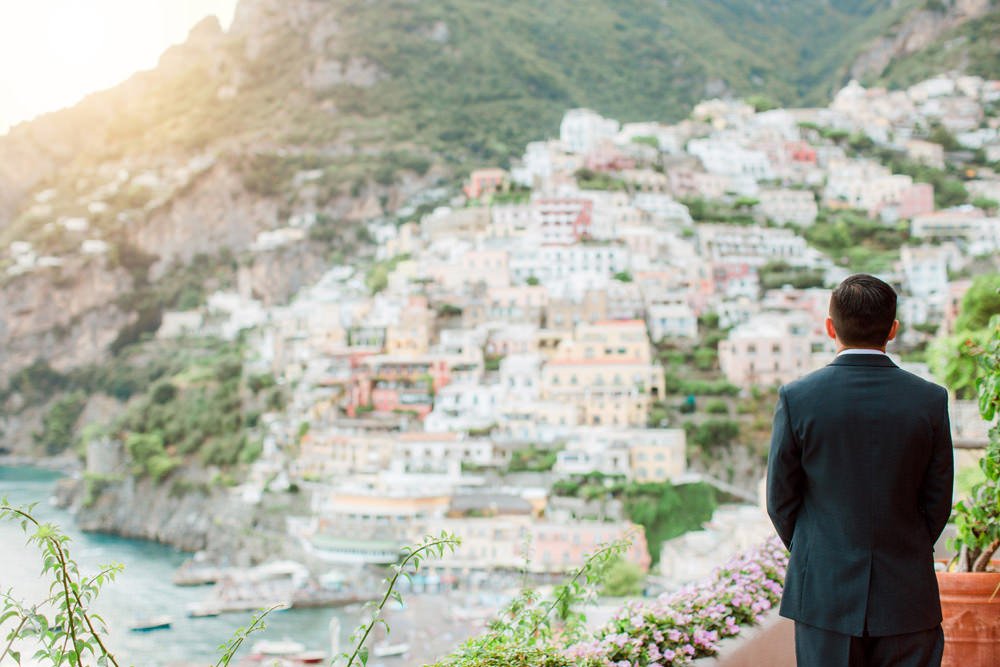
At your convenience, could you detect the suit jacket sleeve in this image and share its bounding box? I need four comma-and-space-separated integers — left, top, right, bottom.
918, 387, 954, 542
767, 386, 804, 551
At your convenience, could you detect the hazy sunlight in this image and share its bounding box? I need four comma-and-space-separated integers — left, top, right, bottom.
0, 0, 239, 133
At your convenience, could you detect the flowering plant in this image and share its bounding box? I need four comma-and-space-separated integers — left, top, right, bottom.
564, 537, 788, 666
949, 315, 1000, 572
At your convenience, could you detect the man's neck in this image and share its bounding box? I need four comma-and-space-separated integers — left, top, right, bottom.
836, 346, 887, 356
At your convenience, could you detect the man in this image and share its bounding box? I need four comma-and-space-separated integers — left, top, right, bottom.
767, 274, 953, 667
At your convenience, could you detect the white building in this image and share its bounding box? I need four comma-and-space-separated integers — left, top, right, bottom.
647, 301, 698, 341
687, 138, 774, 180
911, 209, 1000, 256
757, 188, 818, 227
560, 109, 621, 154
697, 224, 810, 267
899, 245, 952, 299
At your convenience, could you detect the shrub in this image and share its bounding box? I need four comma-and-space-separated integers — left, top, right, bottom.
705, 399, 729, 415
34, 391, 87, 454
600, 558, 644, 597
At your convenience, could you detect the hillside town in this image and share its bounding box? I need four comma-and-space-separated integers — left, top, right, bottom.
13, 73, 998, 593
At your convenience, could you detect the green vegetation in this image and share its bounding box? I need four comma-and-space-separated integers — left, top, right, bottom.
574, 168, 626, 192
484, 354, 504, 372
630, 135, 660, 149
885, 155, 969, 209
681, 197, 755, 226
0, 501, 295, 667
929, 273, 1000, 399
34, 391, 88, 455
804, 209, 909, 272
87, 339, 268, 479
705, 399, 730, 415
851, 141, 971, 209
880, 10, 1000, 87
663, 377, 740, 396
612, 271, 633, 283
508, 444, 560, 473
365, 253, 410, 294
758, 260, 826, 290
948, 314, 1000, 572
296, 0, 922, 164
972, 196, 999, 212
685, 419, 742, 452
551, 475, 717, 563
955, 274, 1000, 332
623, 482, 717, 564
599, 558, 644, 597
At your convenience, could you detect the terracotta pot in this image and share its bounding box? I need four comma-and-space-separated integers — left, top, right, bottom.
936, 570, 1000, 667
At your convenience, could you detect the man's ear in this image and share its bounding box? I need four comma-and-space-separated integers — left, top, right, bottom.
886, 319, 900, 343
825, 317, 837, 340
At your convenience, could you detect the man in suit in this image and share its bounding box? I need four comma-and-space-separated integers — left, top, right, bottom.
767, 274, 953, 667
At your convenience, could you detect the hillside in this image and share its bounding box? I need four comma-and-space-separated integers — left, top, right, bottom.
4, 0, 990, 432
878, 7, 1000, 87
0, 1, 925, 220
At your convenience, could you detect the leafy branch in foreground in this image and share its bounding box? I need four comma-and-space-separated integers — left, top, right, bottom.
949, 314, 1000, 572
342, 532, 462, 667
0, 500, 123, 667
1, 501, 282, 667
215, 604, 283, 667
428, 535, 633, 667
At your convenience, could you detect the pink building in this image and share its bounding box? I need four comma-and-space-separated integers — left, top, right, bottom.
786, 141, 817, 164
463, 168, 508, 200
535, 198, 594, 243
349, 355, 452, 416
896, 183, 935, 220
529, 521, 651, 573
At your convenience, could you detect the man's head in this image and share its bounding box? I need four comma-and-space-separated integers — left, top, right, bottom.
826, 274, 899, 350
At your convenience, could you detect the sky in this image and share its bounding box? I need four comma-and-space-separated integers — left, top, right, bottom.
0, 0, 240, 134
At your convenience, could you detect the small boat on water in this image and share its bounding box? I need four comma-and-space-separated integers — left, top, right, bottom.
186, 603, 220, 618
129, 615, 172, 632
373, 642, 410, 658
251, 639, 307, 657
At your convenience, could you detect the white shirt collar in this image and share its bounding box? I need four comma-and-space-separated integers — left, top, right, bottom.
837, 348, 888, 356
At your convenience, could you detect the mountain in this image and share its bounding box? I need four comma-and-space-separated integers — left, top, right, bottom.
1, 0, 993, 405
0, 1, 926, 220
874, 3, 1000, 87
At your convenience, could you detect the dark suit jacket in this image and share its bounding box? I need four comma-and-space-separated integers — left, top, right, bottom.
766, 353, 953, 637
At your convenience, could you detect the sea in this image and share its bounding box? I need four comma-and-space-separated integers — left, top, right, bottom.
0, 466, 351, 666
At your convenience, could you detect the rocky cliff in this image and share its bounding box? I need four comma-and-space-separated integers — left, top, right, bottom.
56, 472, 309, 565
850, 0, 993, 81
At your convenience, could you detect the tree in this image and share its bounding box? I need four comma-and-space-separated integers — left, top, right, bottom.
746, 94, 777, 113
955, 274, 1000, 332
693, 347, 717, 371
600, 559, 644, 597
613, 271, 633, 283
929, 331, 988, 400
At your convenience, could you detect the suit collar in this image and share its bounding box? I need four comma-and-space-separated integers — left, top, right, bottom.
829, 353, 898, 368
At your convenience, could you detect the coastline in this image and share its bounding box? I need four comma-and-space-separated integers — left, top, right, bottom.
0, 452, 82, 474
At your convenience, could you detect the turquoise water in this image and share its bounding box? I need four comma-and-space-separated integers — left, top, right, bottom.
0, 466, 345, 666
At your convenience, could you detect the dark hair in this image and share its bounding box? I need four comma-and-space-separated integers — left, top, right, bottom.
829, 274, 897, 347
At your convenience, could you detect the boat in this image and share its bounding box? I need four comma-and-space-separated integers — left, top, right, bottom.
129, 615, 172, 632
294, 651, 327, 664
251, 639, 306, 657
185, 603, 220, 618
372, 642, 410, 658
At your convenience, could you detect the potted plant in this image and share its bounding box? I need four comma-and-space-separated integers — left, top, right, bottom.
937, 315, 1000, 667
